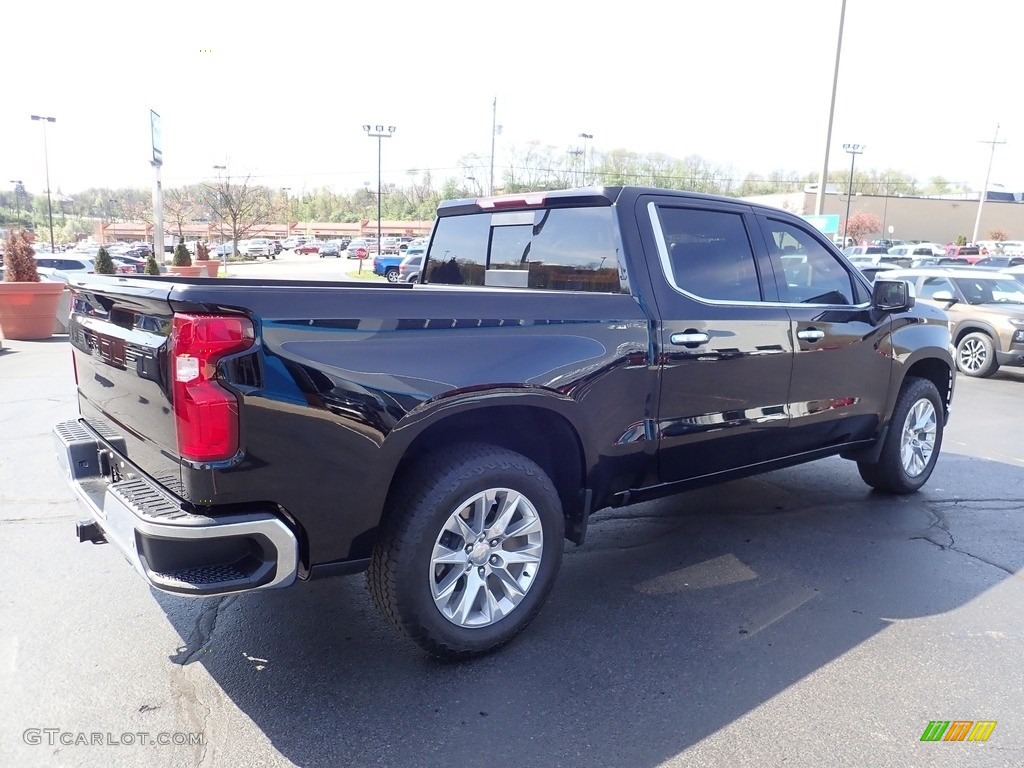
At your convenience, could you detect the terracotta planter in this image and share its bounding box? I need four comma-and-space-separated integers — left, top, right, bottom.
196, 260, 219, 277
167, 265, 205, 277
0, 281, 67, 340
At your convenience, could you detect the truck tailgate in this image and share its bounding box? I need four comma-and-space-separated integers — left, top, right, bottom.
67, 280, 184, 493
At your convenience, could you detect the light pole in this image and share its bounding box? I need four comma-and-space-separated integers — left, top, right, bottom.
842, 143, 864, 244
30, 114, 57, 253
815, 0, 848, 215
9, 180, 23, 227
579, 132, 593, 186
362, 124, 396, 259
972, 124, 1006, 245
280, 187, 292, 239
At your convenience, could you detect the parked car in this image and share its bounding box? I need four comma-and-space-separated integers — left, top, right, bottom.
944, 245, 983, 263
371, 253, 405, 282
317, 242, 340, 258
345, 239, 372, 259
34, 255, 95, 281
211, 242, 239, 258
294, 241, 323, 255
243, 238, 277, 259
885, 267, 1024, 377
399, 247, 426, 282
111, 255, 148, 274
972, 256, 1024, 270
281, 236, 308, 250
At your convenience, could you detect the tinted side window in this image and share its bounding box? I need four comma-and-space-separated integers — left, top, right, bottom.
425, 207, 622, 292
656, 207, 763, 302
920, 276, 954, 299
761, 219, 856, 305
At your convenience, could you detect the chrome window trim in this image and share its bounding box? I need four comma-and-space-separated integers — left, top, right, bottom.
647, 200, 871, 310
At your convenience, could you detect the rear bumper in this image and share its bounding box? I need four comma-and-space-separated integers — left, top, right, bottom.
53, 419, 298, 597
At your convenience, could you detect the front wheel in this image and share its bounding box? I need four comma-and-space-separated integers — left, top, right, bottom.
955, 332, 998, 377
367, 443, 564, 660
857, 376, 944, 494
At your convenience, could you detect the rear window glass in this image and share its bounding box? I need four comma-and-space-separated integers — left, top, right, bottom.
424, 207, 622, 292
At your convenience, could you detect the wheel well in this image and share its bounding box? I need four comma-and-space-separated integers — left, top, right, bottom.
904, 357, 953, 418
953, 325, 996, 349
392, 405, 586, 540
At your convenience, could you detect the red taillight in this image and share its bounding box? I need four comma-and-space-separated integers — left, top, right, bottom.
170, 313, 254, 462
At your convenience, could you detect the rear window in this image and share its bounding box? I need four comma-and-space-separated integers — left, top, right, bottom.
424, 207, 623, 292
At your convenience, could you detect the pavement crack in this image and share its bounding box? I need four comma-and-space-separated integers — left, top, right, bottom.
947, 546, 1016, 577
168, 595, 235, 766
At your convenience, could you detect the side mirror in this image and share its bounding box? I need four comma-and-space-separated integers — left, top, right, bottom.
872, 279, 915, 311
931, 290, 956, 303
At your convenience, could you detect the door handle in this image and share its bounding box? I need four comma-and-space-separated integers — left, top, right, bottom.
670, 332, 710, 346
797, 329, 825, 342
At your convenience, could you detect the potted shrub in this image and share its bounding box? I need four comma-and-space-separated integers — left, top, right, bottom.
194, 241, 218, 277
94, 246, 116, 275
167, 237, 202, 277
0, 229, 66, 340
144, 253, 161, 275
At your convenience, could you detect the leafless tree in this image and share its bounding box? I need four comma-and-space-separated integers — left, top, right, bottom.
204, 172, 275, 255
164, 188, 199, 240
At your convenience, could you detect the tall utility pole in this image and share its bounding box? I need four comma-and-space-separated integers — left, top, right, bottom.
815, 0, 848, 215
489, 97, 498, 196
842, 143, 864, 244
30, 114, 57, 253
971, 124, 1005, 244
362, 124, 396, 261
579, 133, 593, 186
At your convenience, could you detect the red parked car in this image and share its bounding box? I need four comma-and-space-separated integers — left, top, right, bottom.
294, 241, 323, 255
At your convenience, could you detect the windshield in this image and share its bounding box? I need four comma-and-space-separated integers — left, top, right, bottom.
952, 276, 1024, 304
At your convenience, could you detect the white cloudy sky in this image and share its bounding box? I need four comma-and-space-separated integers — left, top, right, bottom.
3, 0, 1023, 196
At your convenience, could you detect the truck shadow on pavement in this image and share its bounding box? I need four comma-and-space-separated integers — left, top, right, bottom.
153, 453, 1024, 767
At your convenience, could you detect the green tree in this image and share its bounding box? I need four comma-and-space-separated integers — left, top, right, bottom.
172, 237, 191, 266
94, 246, 115, 274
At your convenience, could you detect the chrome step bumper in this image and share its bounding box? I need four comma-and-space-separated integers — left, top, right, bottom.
53, 419, 298, 596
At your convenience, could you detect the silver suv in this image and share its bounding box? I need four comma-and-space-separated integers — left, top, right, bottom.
887, 267, 1024, 377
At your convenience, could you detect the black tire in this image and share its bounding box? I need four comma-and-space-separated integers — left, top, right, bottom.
385, 268, 399, 283
955, 332, 999, 378
857, 376, 944, 494
367, 443, 564, 660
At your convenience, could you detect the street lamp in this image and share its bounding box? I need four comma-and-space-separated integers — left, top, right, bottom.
362, 124, 396, 260
842, 143, 864, 244
9, 180, 23, 227
30, 114, 57, 253
579, 132, 593, 186
972, 125, 1006, 245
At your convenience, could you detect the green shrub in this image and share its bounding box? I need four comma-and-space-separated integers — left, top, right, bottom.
94, 246, 115, 274
144, 253, 161, 275
172, 237, 191, 266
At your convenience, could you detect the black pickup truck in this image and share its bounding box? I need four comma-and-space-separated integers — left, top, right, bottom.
54, 186, 955, 660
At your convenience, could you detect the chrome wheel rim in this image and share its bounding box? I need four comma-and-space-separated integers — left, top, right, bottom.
900, 398, 937, 477
430, 488, 544, 628
958, 337, 987, 373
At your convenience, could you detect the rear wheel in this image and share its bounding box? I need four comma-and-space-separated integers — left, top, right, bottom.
857, 376, 943, 494
385, 268, 399, 283
955, 332, 998, 377
367, 443, 564, 660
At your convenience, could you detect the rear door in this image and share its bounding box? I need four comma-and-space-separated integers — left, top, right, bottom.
754, 215, 892, 454
638, 195, 795, 482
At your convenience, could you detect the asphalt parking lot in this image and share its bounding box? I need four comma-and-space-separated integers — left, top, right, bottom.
2, 328, 1023, 768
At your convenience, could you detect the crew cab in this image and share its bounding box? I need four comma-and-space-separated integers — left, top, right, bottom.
54, 186, 955, 660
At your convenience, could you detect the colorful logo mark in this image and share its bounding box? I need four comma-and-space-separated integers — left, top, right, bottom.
920, 721, 996, 742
